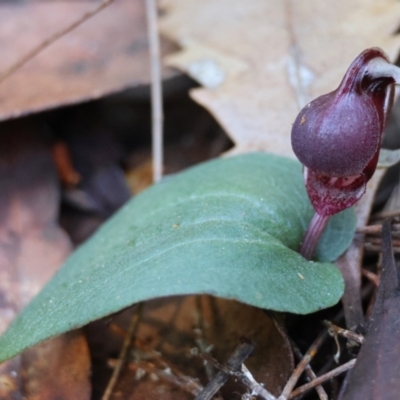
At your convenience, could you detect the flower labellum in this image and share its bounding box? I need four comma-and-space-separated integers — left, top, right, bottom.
291, 48, 400, 259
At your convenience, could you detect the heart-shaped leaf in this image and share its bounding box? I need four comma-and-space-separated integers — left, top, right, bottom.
0, 153, 355, 363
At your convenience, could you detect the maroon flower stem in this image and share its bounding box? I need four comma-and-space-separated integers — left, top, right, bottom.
300, 213, 330, 260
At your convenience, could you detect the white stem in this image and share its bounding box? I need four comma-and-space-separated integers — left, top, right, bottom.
366, 57, 400, 83
146, 0, 164, 183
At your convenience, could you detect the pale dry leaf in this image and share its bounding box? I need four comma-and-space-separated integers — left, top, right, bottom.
378, 148, 400, 168
160, 0, 400, 157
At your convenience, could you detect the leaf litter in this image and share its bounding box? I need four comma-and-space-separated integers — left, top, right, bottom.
0, 0, 178, 121
340, 221, 400, 400
0, 1, 397, 398
0, 119, 90, 399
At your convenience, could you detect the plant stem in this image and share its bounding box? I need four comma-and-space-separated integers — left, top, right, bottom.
300, 212, 330, 260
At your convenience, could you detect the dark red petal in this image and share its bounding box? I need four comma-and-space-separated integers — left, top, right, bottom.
304, 168, 367, 216
292, 91, 380, 176
291, 48, 393, 178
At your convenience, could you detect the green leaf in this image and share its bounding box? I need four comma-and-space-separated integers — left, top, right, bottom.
0, 152, 355, 363
378, 148, 400, 169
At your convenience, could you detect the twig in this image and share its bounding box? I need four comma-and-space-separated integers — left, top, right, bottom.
240, 364, 276, 400
194, 349, 231, 375
361, 269, 379, 287
371, 209, 400, 221
290, 340, 328, 400
356, 223, 400, 236
102, 303, 143, 400
366, 237, 400, 247
356, 224, 382, 234
0, 0, 115, 86
288, 359, 356, 399
51, 141, 81, 187
145, 0, 163, 183
108, 329, 205, 396
194, 340, 255, 400
364, 242, 400, 253
110, 336, 206, 396
195, 350, 275, 400
324, 321, 364, 347
278, 329, 328, 400
119, 359, 204, 396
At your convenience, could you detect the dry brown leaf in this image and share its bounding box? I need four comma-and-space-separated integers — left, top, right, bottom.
21, 332, 91, 400
108, 296, 293, 399
200, 298, 293, 396
160, 0, 400, 157
0, 0, 177, 121
0, 119, 91, 399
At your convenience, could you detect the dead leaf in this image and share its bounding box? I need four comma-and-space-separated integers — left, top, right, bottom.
160, 0, 400, 157
201, 299, 293, 396
107, 296, 293, 399
0, 119, 91, 399
0, 0, 177, 121
341, 221, 400, 400
21, 332, 91, 400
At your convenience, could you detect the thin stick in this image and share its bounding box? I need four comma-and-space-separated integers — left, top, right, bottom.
240, 364, 276, 400
195, 349, 230, 374
357, 223, 400, 235
194, 341, 255, 400
278, 329, 328, 400
121, 359, 204, 396
102, 304, 143, 400
367, 237, 400, 247
108, 339, 205, 396
324, 321, 364, 345
0, 0, 115, 86
361, 269, 379, 287
288, 359, 356, 399
195, 349, 275, 399
356, 225, 382, 234
364, 243, 400, 253
290, 340, 328, 400
371, 209, 400, 220
145, 0, 163, 183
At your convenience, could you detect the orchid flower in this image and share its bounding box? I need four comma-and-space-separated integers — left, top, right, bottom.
291, 48, 400, 259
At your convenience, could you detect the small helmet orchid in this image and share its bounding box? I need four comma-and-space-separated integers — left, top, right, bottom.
291, 48, 400, 259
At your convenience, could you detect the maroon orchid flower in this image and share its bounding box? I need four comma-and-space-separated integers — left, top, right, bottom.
291, 48, 400, 259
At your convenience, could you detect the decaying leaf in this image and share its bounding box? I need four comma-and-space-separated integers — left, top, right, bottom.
22, 331, 91, 400
0, 119, 90, 399
109, 296, 293, 399
201, 298, 293, 396
0, 0, 177, 121
341, 221, 400, 400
